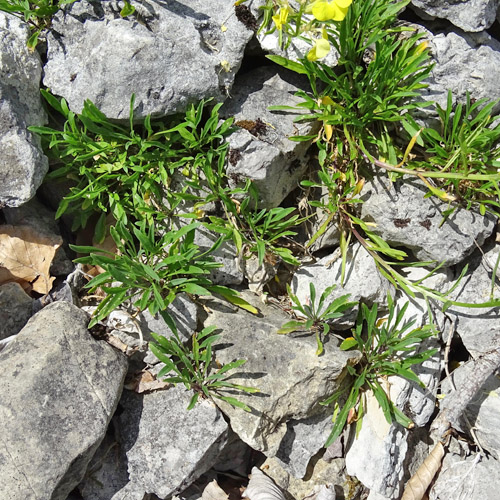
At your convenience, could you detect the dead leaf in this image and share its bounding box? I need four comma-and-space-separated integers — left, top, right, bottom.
0, 225, 62, 294
401, 441, 445, 500
124, 370, 170, 393
75, 213, 117, 278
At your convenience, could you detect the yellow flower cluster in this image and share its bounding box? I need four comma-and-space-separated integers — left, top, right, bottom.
307, 0, 353, 61
269, 0, 354, 61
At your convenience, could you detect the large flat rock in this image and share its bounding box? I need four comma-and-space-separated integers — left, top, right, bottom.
412, 0, 499, 32
44, 0, 253, 119
359, 174, 496, 266
116, 388, 228, 498
204, 293, 361, 456
0, 302, 127, 500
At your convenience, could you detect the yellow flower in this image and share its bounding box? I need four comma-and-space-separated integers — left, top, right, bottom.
272, 7, 290, 30
307, 38, 331, 61
307, 28, 330, 62
311, 0, 353, 22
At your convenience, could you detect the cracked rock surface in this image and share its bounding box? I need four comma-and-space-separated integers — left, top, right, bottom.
43, 0, 253, 120
0, 302, 127, 500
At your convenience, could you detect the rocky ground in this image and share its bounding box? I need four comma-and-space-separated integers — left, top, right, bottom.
1, 1, 500, 499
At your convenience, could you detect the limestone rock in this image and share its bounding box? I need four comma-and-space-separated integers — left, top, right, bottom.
393, 266, 450, 427
291, 242, 393, 329
345, 388, 409, 499
0, 282, 33, 340
221, 67, 316, 208
441, 361, 500, 459
43, 0, 253, 119
116, 387, 228, 498
107, 294, 199, 365
261, 456, 355, 500
430, 453, 500, 500
446, 242, 500, 358
412, 0, 500, 32
359, 174, 496, 266
78, 434, 150, 500
203, 293, 361, 456
0, 13, 47, 207
274, 410, 337, 479
0, 301, 127, 500
420, 29, 500, 117
194, 226, 244, 286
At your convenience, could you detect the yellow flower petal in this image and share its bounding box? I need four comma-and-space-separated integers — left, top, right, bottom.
311, 0, 352, 21
312, 1, 335, 21
324, 123, 333, 141
272, 7, 290, 30
307, 38, 331, 61
320, 96, 335, 106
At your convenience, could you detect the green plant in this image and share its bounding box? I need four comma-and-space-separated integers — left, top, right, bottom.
401, 91, 500, 217
322, 296, 437, 446
203, 179, 305, 267
149, 312, 259, 411
266, 0, 432, 158
260, 0, 434, 278
261, 0, 500, 317
30, 92, 233, 240
0, 0, 77, 48
277, 282, 357, 355
71, 220, 257, 327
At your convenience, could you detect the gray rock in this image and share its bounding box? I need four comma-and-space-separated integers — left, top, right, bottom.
138, 294, 198, 346
446, 242, 500, 358
214, 428, 253, 476
106, 294, 199, 365
241, 254, 278, 293
345, 386, 409, 499
411, 0, 499, 32
275, 409, 336, 479
359, 174, 496, 266
0, 301, 127, 500
0, 282, 33, 339
203, 292, 361, 456
221, 67, 316, 208
430, 452, 500, 500
194, 226, 244, 286
291, 242, 393, 329
0, 13, 47, 207
116, 387, 228, 498
420, 29, 500, 118
393, 266, 449, 427
44, 0, 253, 119
78, 434, 150, 500
261, 456, 353, 500
441, 361, 500, 459
392, 337, 442, 429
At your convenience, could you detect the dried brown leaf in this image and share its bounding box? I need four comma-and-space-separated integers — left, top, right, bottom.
124, 370, 171, 393
401, 441, 445, 500
0, 225, 62, 294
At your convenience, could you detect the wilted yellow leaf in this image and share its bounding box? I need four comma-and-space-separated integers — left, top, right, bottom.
0, 225, 62, 294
